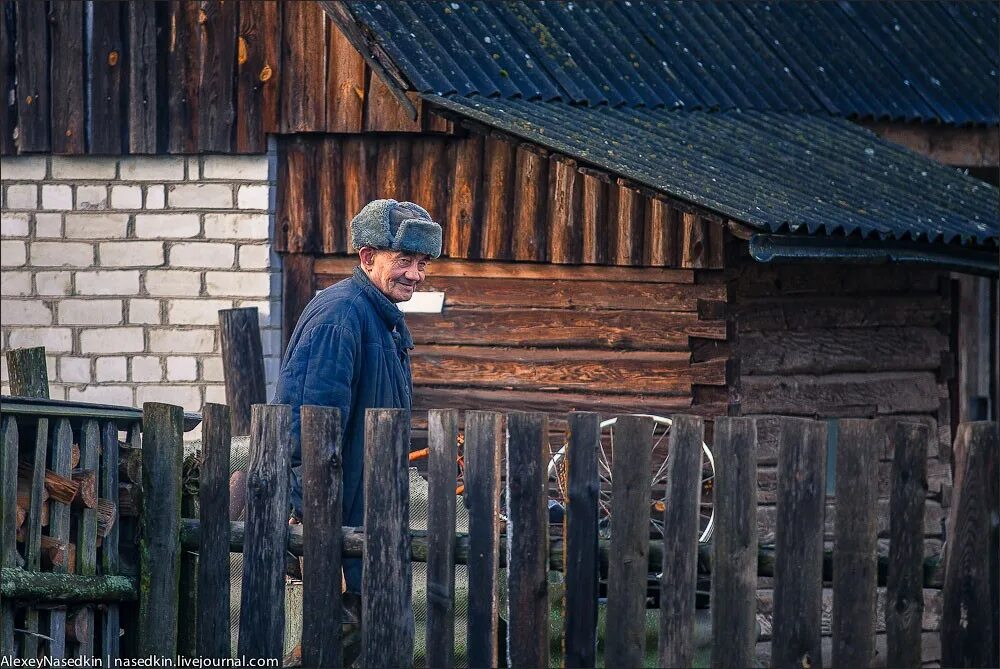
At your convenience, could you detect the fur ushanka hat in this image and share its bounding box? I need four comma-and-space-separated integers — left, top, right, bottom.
350, 199, 442, 259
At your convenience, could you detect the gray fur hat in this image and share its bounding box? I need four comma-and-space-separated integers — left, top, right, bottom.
350, 199, 442, 259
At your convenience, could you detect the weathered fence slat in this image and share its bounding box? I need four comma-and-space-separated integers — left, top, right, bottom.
426, 409, 459, 669
74, 419, 101, 656
301, 406, 343, 669
23, 418, 49, 659
127, 0, 159, 154
1, 416, 17, 656
941, 421, 998, 669
711, 417, 758, 669
48, 418, 74, 658
771, 418, 828, 669
506, 411, 550, 669
89, 0, 125, 155
196, 404, 232, 659
605, 415, 653, 669
14, 0, 49, 152
464, 411, 503, 669
659, 415, 704, 668
139, 403, 184, 658
6, 347, 50, 398
238, 404, 291, 661
362, 408, 413, 668
48, 0, 85, 155
565, 412, 600, 669
832, 419, 880, 669
99, 420, 121, 660
218, 307, 267, 436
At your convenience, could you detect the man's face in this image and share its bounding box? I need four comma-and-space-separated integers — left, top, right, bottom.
362, 249, 429, 303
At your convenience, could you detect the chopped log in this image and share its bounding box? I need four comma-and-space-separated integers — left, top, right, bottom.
118, 484, 139, 517
71, 444, 80, 469
72, 469, 98, 509
18, 462, 79, 505
97, 499, 118, 539
119, 447, 142, 485
67, 609, 92, 643
41, 499, 49, 527
40, 536, 74, 573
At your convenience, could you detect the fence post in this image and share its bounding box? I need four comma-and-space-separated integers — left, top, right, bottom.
48, 418, 73, 658
238, 404, 291, 661
99, 419, 121, 661
506, 411, 549, 669
301, 406, 343, 669
426, 409, 458, 669
196, 404, 231, 659
605, 414, 653, 669
565, 412, 600, 669
711, 417, 758, 669
464, 411, 503, 669
218, 307, 267, 436
771, 418, 827, 669
74, 419, 101, 656
1, 416, 18, 657
139, 402, 184, 659
832, 419, 880, 669
362, 408, 413, 668
6, 346, 49, 398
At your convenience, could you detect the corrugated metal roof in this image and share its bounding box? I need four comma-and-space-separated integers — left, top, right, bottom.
343, 0, 999, 124
426, 95, 999, 246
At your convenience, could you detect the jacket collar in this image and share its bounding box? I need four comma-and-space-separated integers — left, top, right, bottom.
352, 266, 414, 349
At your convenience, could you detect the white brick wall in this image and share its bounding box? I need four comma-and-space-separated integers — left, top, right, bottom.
0, 154, 281, 416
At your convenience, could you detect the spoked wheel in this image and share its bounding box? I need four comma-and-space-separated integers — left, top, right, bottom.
549, 415, 715, 543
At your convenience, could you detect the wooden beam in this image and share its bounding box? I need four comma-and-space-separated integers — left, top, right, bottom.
860, 121, 1000, 168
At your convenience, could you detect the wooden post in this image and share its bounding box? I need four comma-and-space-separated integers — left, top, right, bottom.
23, 417, 47, 659
711, 417, 758, 669
464, 411, 503, 669
99, 420, 121, 660
301, 406, 343, 669
941, 421, 998, 668
238, 404, 291, 661
138, 402, 184, 658
564, 412, 600, 669
218, 307, 267, 436
506, 411, 550, 669
178, 478, 198, 657
886, 421, 928, 669
1, 416, 18, 657
73, 420, 101, 656
658, 415, 704, 669
771, 418, 827, 669
361, 408, 413, 669
196, 404, 232, 659
49, 418, 74, 658
832, 419, 880, 669
605, 415, 653, 669
426, 409, 458, 669
6, 346, 50, 398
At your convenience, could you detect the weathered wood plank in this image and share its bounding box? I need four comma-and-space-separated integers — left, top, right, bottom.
446, 135, 483, 258
99, 420, 121, 661
771, 418, 827, 669
740, 372, 940, 416
73, 420, 100, 656
196, 0, 237, 152
14, 0, 49, 151
6, 347, 49, 398
280, 0, 326, 132
316, 136, 345, 253
611, 180, 644, 266
680, 213, 707, 269
548, 156, 582, 264
831, 419, 880, 669
425, 409, 458, 669
605, 415, 653, 668
90, 0, 125, 154
167, 1, 200, 153
26, 419, 48, 573
578, 170, 608, 265
341, 135, 377, 247
565, 412, 600, 669
735, 295, 949, 332
506, 412, 550, 668
644, 197, 678, 267
49, 0, 85, 154
127, 0, 158, 154
281, 253, 314, 349
238, 404, 291, 661
409, 138, 449, 227
706, 219, 725, 269
481, 134, 516, 260
375, 136, 411, 201
48, 418, 74, 658
301, 406, 343, 669
259, 0, 281, 134
362, 409, 413, 668
196, 404, 231, 659
464, 411, 503, 669
326, 21, 365, 132
218, 307, 267, 437
710, 417, 758, 669
365, 73, 422, 132
886, 421, 928, 669
512, 144, 549, 262
276, 136, 320, 253
0, 416, 17, 655
0, 0, 16, 155
235, 0, 266, 153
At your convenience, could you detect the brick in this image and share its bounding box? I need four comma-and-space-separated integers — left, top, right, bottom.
60, 357, 92, 383
186, 157, 201, 180
34, 213, 63, 237
237, 184, 270, 210
145, 185, 166, 209
110, 185, 143, 209
135, 213, 200, 238
238, 244, 271, 269
135, 384, 201, 410
206, 271, 270, 297
144, 270, 201, 296
202, 155, 269, 180
128, 298, 161, 324
202, 357, 224, 382
59, 299, 123, 325
51, 156, 117, 180
204, 213, 269, 240
67, 385, 134, 406
41, 184, 73, 210
64, 213, 129, 239
99, 241, 165, 267
169, 242, 236, 268
204, 384, 227, 405
35, 271, 73, 296
6, 184, 38, 209
168, 184, 233, 209
131, 356, 162, 382
167, 298, 232, 325
76, 185, 108, 209
119, 156, 184, 181
166, 356, 198, 381
95, 356, 128, 382
1, 299, 52, 325
0, 271, 31, 296
0, 156, 47, 180
7, 328, 73, 352
149, 328, 215, 353
75, 270, 140, 295
1, 240, 26, 266
79, 327, 145, 353
1, 214, 30, 237
30, 241, 93, 266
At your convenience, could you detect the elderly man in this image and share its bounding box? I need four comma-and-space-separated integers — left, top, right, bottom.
273, 199, 441, 593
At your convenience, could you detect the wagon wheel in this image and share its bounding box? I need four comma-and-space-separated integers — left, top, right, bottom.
548, 415, 715, 543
